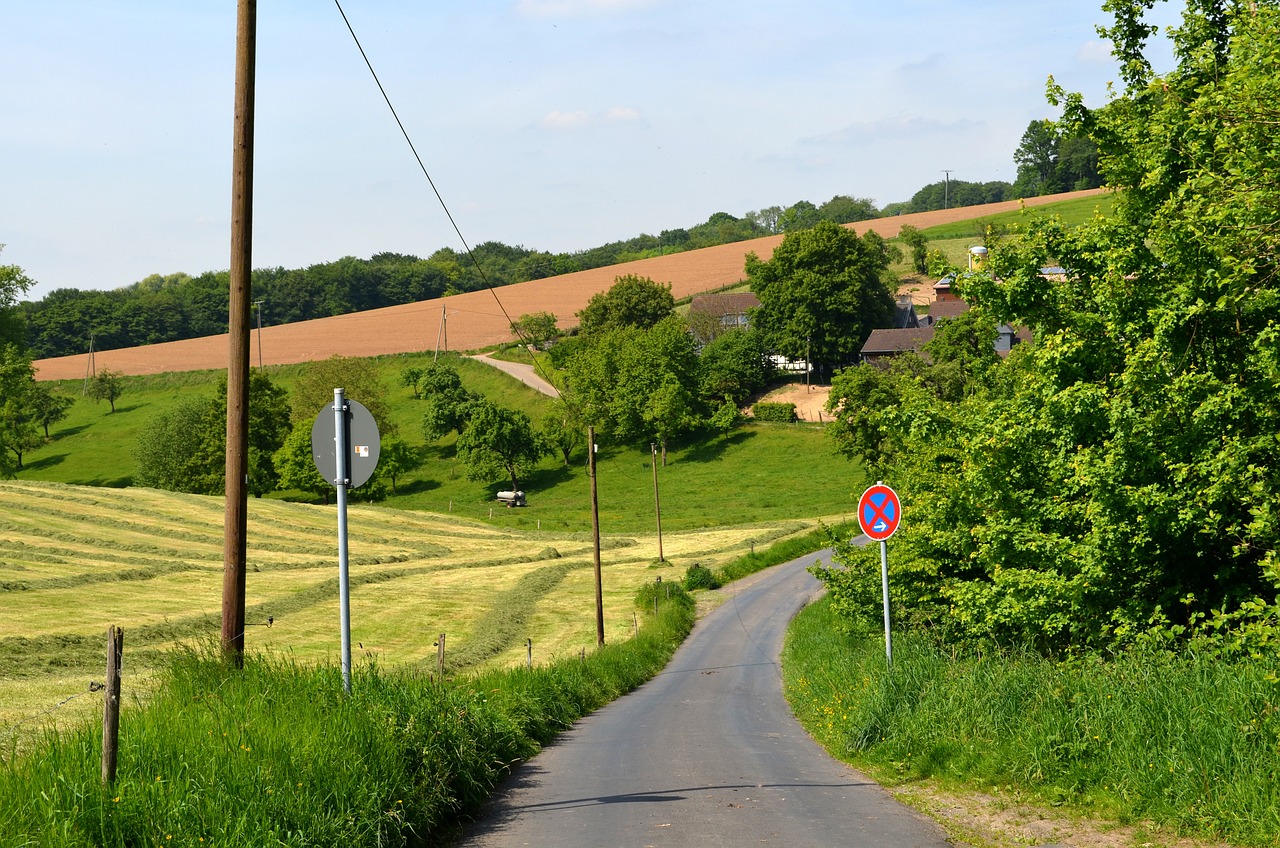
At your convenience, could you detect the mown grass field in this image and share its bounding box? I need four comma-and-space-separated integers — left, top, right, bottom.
0, 477, 823, 747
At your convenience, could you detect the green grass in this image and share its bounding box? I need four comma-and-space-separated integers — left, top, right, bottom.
916, 192, 1116, 242
0, 583, 697, 847
22, 353, 865, 534
782, 597, 1280, 847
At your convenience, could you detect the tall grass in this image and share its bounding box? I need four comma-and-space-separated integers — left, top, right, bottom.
782, 597, 1280, 846
0, 583, 695, 847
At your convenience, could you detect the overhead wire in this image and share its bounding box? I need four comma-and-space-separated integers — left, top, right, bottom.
332, 0, 562, 394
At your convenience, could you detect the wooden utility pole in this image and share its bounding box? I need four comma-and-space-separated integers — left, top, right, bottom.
589, 426, 604, 645
222, 0, 256, 665
651, 443, 664, 562
253, 299, 265, 369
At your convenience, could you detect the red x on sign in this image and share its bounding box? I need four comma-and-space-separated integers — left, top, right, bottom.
857, 483, 901, 542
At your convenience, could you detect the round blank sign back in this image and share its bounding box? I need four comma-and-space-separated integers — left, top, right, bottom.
310, 397, 381, 489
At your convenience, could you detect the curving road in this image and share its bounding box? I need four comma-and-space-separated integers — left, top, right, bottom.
455, 552, 950, 847
468, 352, 561, 398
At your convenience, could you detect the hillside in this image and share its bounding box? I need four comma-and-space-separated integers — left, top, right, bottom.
32, 189, 1104, 380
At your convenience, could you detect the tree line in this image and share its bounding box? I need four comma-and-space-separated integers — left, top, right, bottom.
14, 112, 1096, 364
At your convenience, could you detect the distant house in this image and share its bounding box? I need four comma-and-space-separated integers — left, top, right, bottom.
860, 276, 1031, 366
689, 292, 760, 332
892, 295, 922, 329
860, 327, 936, 367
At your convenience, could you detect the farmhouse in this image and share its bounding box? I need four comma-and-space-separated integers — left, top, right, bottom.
860, 274, 1034, 366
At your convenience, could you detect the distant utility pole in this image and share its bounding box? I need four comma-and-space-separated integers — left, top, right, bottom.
253, 300, 265, 369
589, 426, 604, 646
942, 169, 953, 209
651, 444, 664, 563
222, 0, 257, 667
433, 305, 448, 363
82, 332, 96, 396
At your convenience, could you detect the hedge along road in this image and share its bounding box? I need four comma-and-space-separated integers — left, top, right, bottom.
456, 552, 949, 848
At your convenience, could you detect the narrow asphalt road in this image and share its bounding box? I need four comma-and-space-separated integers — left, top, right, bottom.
468, 352, 561, 398
455, 552, 951, 847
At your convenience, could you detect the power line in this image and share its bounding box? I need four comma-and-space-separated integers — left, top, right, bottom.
333, 1, 547, 376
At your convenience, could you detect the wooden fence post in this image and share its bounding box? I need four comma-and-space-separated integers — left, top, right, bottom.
102, 625, 123, 785
437, 633, 446, 678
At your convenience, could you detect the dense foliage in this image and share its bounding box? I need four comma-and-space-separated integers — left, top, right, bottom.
819, 1, 1280, 655
559, 275, 773, 461
747, 221, 897, 382
1011, 119, 1103, 197
133, 371, 291, 497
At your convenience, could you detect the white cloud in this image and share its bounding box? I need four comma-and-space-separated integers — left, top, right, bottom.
515, 0, 661, 19
604, 106, 642, 122
1077, 39, 1114, 64
540, 110, 591, 129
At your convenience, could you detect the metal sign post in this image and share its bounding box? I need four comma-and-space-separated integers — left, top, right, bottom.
333, 389, 352, 694
311, 390, 381, 695
857, 482, 901, 667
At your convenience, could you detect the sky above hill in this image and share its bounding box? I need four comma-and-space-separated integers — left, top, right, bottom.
3, 1, 1183, 301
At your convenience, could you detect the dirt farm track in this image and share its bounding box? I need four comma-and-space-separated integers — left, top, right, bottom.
33, 190, 1104, 381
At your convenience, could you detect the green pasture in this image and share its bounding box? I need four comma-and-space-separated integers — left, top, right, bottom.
21, 353, 865, 534
883, 192, 1117, 280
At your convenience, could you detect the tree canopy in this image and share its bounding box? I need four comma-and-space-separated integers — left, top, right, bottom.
575, 274, 674, 336
818, 0, 1280, 655
746, 221, 897, 382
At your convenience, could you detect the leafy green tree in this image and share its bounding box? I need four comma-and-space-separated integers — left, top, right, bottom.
0, 249, 33, 348
29, 384, 74, 439
778, 200, 820, 232
376, 436, 419, 495
400, 366, 426, 399
275, 424, 332, 504
511, 311, 559, 348
817, 195, 879, 224
576, 275, 674, 336
566, 316, 703, 455
541, 398, 583, 465
289, 355, 393, 434
132, 397, 212, 492
87, 369, 125, 413
210, 371, 292, 496
819, 2, 1280, 653
644, 377, 699, 465
134, 371, 290, 496
897, 225, 930, 275
747, 221, 897, 382
0, 345, 40, 471
1012, 118, 1061, 197
455, 400, 546, 493
697, 327, 772, 407
419, 362, 478, 441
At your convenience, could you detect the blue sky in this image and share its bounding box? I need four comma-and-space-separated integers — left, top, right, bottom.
2, 1, 1183, 301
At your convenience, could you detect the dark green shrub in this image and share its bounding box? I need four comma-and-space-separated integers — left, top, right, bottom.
684, 563, 720, 590
752, 401, 797, 422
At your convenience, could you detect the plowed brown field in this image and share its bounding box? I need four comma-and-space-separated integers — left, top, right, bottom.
34, 189, 1104, 380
